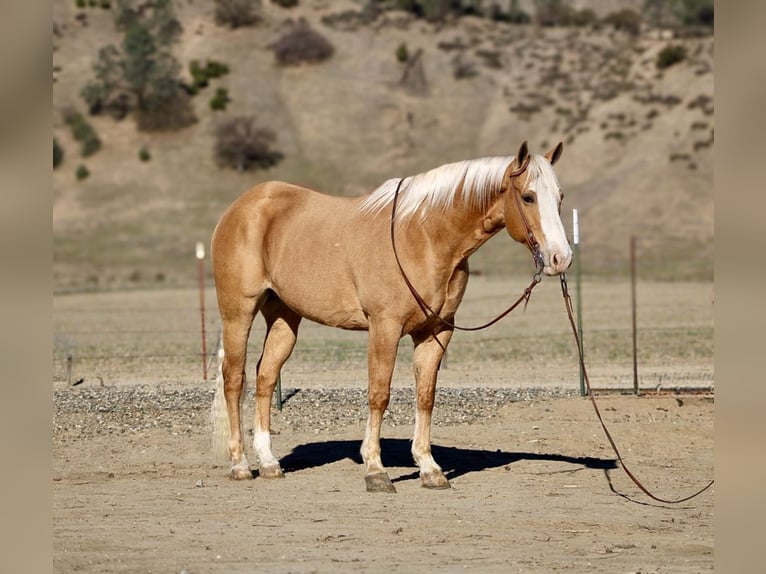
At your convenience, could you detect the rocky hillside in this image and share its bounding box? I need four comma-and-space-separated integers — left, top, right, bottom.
52, 0, 713, 291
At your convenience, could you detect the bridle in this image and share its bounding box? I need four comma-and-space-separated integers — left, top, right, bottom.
389, 155, 542, 332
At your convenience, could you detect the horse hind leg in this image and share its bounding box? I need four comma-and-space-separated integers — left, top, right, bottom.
411, 330, 453, 489
252, 296, 301, 479
219, 295, 260, 480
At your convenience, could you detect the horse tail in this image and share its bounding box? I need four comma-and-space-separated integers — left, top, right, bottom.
211, 342, 230, 462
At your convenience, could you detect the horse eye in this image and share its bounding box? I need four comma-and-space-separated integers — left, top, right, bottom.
522, 193, 535, 205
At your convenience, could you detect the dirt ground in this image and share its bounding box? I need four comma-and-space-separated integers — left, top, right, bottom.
53, 392, 713, 574
53, 279, 714, 573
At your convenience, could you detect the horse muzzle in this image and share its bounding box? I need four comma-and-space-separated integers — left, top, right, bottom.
542, 246, 572, 276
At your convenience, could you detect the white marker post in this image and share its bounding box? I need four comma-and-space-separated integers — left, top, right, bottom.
196, 241, 208, 381
573, 209, 585, 397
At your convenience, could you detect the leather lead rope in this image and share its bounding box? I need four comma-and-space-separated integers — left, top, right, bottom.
559, 274, 714, 504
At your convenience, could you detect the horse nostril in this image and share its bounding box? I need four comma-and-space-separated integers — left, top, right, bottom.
552, 253, 560, 267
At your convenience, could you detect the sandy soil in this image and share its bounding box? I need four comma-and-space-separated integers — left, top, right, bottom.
53, 390, 713, 573
53, 279, 713, 572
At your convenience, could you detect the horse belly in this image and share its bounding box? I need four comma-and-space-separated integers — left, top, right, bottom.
269, 253, 369, 330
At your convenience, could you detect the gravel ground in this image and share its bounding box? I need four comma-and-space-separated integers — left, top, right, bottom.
53, 385, 580, 438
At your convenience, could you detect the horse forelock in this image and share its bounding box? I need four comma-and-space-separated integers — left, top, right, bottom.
359, 156, 515, 223
526, 155, 562, 198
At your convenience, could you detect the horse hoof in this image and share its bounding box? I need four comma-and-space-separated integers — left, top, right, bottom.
421, 471, 451, 489
259, 464, 285, 479
365, 472, 397, 493
230, 465, 254, 480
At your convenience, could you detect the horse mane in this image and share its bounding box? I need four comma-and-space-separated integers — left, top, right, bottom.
359, 155, 554, 223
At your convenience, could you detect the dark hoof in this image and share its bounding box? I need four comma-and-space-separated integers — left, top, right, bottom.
421, 471, 451, 489
365, 472, 397, 493
259, 464, 285, 479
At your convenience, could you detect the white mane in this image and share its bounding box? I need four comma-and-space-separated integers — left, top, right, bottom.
359, 155, 558, 223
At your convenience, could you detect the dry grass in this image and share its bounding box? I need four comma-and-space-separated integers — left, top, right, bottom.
52, 277, 713, 392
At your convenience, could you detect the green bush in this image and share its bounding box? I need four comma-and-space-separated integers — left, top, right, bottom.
53, 138, 64, 169
209, 87, 231, 110
656, 44, 687, 69
139, 146, 151, 161
272, 0, 298, 7
64, 109, 102, 157
75, 0, 86, 7
395, 43, 409, 63
76, 164, 90, 180
189, 59, 230, 92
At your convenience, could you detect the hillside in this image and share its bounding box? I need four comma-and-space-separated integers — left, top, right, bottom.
52, 0, 714, 291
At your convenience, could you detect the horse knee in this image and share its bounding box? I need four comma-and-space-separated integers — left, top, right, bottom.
368, 389, 390, 412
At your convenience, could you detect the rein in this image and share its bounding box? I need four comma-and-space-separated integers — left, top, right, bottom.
389, 158, 541, 332
559, 274, 714, 504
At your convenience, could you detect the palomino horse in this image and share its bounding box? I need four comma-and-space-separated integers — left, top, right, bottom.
211, 141, 572, 492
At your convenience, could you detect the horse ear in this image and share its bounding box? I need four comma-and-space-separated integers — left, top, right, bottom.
546, 141, 564, 165
516, 140, 529, 166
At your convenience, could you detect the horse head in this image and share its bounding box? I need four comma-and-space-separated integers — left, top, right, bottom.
501, 140, 572, 276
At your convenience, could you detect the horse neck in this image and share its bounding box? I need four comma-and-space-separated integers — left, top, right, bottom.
412, 193, 504, 267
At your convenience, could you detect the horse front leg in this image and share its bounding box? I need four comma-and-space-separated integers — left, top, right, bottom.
361, 321, 401, 493
412, 329, 453, 489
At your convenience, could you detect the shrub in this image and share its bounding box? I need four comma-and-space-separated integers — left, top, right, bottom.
75, 0, 86, 7
603, 9, 642, 36
656, 44, 687, 69
76, 165, 90, 180
209, 88, 231, 110
679, 0, 714, 27
139, 146, 151, 161
189, 59, 230, 92
272, 0, 298, 7
64, 109, 102, 157
53, 138, 64, 169
490, 1, 531, 24
270, 19, 334, 66
535, 0, 573, 27
571, 8, 598, 28
214, 0, 260, 28
396, 43, 409, 63
214, 116, 284, 171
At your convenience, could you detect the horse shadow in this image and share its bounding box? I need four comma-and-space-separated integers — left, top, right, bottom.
275, 438, 616, 484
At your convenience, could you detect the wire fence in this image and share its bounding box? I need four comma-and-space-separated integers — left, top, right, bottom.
52, 278, 714, 392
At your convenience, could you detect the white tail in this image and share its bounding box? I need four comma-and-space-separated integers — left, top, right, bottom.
210, 341, 230, 462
